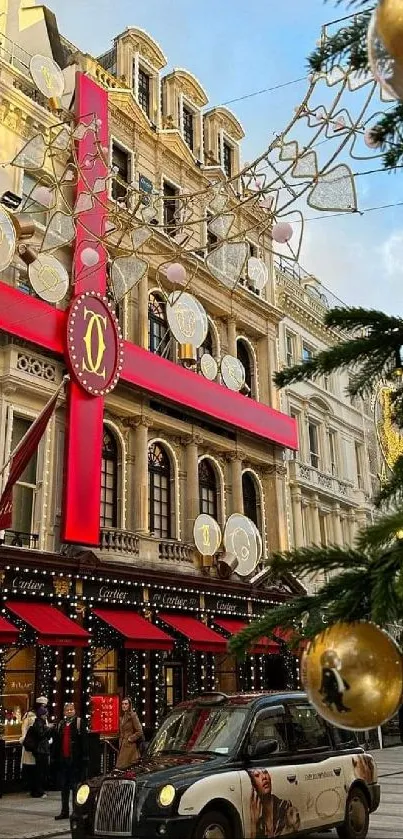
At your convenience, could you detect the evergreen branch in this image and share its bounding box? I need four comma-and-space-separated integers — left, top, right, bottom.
320, 569, 371, 622
370, 543, 403, 624
228, 595, 322, 657
308, 12, 371, 73
375, 456, 403, 507
270, 544, 368, 577
370, 105, 403, 170
324, 308, 403, 334
356, 510, 403, 552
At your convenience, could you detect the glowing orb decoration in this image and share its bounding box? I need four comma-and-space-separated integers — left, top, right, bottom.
364, 128, 382, 148
272, 221, 293, 243
301, 621, 403, 730
28, 254, 69, 304
367, 9, 403, 100
0, 206, 16, 271
81, 247, 100, 267
376, 0, 403, 66
30, 54, 65, 100
166, 262, 187, 285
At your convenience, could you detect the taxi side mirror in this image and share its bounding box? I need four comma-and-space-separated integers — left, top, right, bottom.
249, 738, 278, 759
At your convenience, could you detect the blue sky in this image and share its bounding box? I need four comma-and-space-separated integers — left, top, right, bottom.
45, 0, 403, 313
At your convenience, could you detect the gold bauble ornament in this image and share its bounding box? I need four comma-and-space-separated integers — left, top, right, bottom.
377, 0, 403, 65
301, 621, 403, 730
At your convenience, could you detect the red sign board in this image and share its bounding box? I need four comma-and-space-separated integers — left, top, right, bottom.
90, 694, 120, 735
66, 292, 124, 396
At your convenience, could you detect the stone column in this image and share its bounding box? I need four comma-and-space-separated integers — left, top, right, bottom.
228, 452, 243, 514
133, 417, 149, 534
227, 317, 237, 357
291, 488, 304, 548
310, 495, 321, 545
262, 463, 288, 553
183, 433, 202, 541
267, 335, 279, 410
256, 337, 269, 406
137, 274, 149, 350
333, 504, 343, 546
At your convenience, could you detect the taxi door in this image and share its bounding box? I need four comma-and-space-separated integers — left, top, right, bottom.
240, 704, 303, 838
287, 702, 346, 833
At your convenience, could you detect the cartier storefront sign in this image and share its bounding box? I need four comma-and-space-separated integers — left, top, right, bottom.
1, 571, 53, 596
151, 590, 200, 611
82, 579, 141, 605
205, 594, 248, 615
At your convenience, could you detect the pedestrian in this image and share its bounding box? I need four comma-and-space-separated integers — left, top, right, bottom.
54, 702, 88, 821
19, 708, 37, 794
115, 697, 143, 770
30, 705, 53, 798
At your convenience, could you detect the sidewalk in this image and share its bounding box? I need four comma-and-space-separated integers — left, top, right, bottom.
0, 791, 70, 839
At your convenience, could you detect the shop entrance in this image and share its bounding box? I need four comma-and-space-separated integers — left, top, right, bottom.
164, 663, 184, 712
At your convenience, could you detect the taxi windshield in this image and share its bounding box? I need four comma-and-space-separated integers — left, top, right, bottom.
148, 705, 247, 756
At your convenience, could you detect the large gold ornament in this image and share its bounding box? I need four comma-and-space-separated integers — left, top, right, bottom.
301, 621, 403, 730
377, 0, 403, 65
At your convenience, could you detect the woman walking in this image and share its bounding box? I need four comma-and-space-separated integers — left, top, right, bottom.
19, 709, 36, 795
30, 706, 53, 797
115, 698, 143, 770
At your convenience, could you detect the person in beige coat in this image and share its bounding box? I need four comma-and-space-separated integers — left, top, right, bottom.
115, 698, 143, 770
19, 709, 36, 794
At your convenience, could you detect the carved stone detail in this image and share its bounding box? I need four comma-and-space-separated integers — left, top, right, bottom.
17, 353, 56, 382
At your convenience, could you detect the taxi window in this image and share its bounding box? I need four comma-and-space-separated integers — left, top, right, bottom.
288, 704, 332, 751
250, 710, 289, 754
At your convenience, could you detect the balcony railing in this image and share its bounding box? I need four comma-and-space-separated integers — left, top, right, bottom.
100, 528, 139, 555
289, 459, 352, 500
158, 539, 193, 563
0, 529, 39, 549
275, 258, 346, 315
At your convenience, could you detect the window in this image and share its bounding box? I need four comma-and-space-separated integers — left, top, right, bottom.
206, 211, 218, 250
197, 327, 214, 364
308, 421, 320, 469
223, 140, 232, 177
199, 459, 218, 519
328, 429, 337, 475
100, 428, 118, 528
112, 143, 130, 202
289, 411, 299, 459
302, 343, 314, 362
163, 180, 179, 236
319, 513, 327, 547
92, 648, 118, 695
137, 67, 150, 116
288, 704, 331, 751
149, 442, 171, 539
355, 442, 364, 489
2, 646, 36, 739
11, 417, 38, 535
148, 292, 170, 357
242, 472, 258, 527
323, 373, 332, 392
237, 339, 254, 397
250, 710, 289, 754
182, 106, 194, 150
285, 333, 295, 367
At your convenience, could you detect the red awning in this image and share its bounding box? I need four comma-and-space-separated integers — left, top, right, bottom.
93, 609, 174, 651
214, 618, 280, 655
159, 613, 227, 653
0, 614, 18, 644
6, 601, 90, 647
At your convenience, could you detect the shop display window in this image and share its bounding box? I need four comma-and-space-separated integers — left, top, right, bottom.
92, 648, 118, 695
1, 646, 36, 739
215, 653, 238, 694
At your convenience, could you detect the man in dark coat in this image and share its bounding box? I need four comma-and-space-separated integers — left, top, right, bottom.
31, 706, 54, 798
319, 650, 351, 713
53, 702, 88, 820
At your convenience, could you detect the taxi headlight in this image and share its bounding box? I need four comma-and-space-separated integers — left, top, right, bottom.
158, 784, 175, 807
76, 784, 90, 805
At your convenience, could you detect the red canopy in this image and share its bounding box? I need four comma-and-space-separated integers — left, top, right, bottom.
6, 601, 90, 647
214, 618, 281, 655
93, 608, 173, 650
159, 613, 227, 653
0, 614, 18, 644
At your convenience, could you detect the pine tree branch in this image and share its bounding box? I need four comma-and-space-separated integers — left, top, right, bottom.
370, 542, 403, 624
308, 12, 371, 73
270, 544, 368, 578
375, 456, 403, 507
324, 307, 403, 334
228, 595, 322, 657
356, 509, 403, 551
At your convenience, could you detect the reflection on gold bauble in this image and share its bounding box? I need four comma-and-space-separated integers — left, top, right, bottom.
377, 0, 403, 65
301, 621, 403, 730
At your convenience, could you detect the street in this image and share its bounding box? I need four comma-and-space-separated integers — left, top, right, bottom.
0, 747, 402, 839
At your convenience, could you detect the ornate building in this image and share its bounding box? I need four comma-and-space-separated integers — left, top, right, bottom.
0, 2, 304, 780
275, 261, 381, 591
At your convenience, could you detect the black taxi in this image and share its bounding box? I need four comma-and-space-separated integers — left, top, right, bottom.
71, 691, 380, 839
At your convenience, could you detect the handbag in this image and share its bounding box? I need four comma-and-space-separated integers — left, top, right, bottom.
22, 726, 38, 753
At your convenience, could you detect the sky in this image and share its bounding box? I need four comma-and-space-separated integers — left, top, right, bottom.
44, 0, 403, 314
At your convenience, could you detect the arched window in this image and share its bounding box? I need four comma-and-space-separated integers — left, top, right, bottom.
242, 471, 258, 527
237, 339, 254, 397
148, 442, 171, 538
199, 458, 218, 519
101, 428, 118, 528
148, 293, 170, 356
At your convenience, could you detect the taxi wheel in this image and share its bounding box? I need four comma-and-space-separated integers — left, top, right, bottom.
337, 788, 369, 839
193, 809, 232, 839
